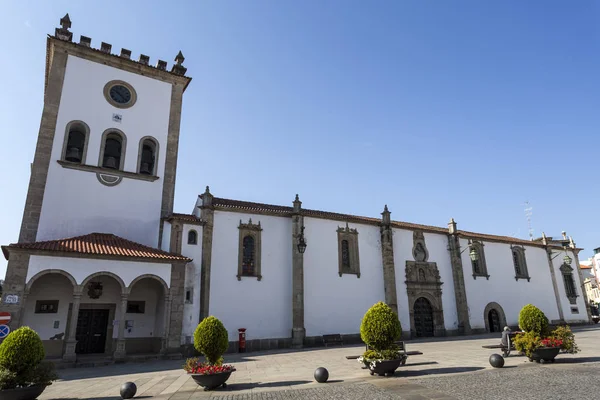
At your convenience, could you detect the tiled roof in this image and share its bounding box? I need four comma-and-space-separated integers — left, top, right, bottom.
165, 213, 205, 224
2, 233, 191, 262
210, 197, 565, 248
580, 264, 592, 269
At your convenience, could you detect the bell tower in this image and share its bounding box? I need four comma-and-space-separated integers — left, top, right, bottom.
17, 14, 192, 248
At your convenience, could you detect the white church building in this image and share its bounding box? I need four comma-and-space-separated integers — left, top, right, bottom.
0, 16, 592, 362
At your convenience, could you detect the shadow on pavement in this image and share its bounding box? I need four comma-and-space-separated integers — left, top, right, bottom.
55, 360, 183, 381
394, 366, 485, 377
555, 356, 600, 364
219, 380, 313, 391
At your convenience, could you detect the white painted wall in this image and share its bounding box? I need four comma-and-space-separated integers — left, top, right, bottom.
304, 218, 385, 337
461, 240, 561, 329
126, 278, 165, 338
161, 221, 171, 251
22, 274, 73, 340
551, 249, 588, 322
37, 55, 173, 247
210, 211, 292, 341
27, 255, 171, 288
181, 224, 203, 340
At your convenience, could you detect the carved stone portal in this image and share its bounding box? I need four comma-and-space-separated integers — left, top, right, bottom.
406, 257, 445, 338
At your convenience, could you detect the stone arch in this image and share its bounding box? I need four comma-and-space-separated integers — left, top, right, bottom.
127, 274, 169, 294
81, 271, 127, 295
25, 269, 78, 294
483, 302, 507, 333
408, 291, 445, 338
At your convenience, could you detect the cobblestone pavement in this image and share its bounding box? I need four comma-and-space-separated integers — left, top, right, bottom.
38, 326, 600, 400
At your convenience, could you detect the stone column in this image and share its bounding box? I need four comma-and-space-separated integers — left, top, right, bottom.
113, 293, 128, 361
63, 289, 82, 362
570, 237, 593, 324
446, 219, 472, 335
199, 186, 214, 321
542, 233, 565, 323
291, 195, 306, 348
161, 293, 172, 353
380, 205, 398, 317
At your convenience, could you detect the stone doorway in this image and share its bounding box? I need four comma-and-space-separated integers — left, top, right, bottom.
487, 309, 501, 333
75, 309, 110, 354
413, 297, 435, 337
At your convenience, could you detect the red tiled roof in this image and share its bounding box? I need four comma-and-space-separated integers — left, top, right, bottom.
580, 264, 592, 269
210, 197, 563, 248
2, 233, 191, 262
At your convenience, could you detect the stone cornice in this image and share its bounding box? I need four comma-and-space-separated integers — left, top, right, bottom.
57, 160, 159, 182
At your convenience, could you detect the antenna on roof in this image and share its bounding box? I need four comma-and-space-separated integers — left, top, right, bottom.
524, 201, 534, 241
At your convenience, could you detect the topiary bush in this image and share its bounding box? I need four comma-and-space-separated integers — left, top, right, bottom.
193, 316, 229, 365
360, 302, 402, 351
518, 304, 549, 335
0, 327, 45, 375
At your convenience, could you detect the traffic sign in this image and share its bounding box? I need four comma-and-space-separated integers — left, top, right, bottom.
0, 325, 10, 339
0, 312, 11, 325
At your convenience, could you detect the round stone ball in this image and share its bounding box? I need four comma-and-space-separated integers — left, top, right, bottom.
314, 367, 329, 383
489, 353, 505, 368
120, 382, 137, 399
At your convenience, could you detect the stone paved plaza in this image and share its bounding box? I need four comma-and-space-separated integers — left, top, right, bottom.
39, 326, 600, 400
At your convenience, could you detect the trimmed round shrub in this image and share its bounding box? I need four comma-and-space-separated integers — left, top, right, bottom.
518, 304, 549, 335
360, 302, 402, 351
193, 316, 229, 365
0, 326, 45, 374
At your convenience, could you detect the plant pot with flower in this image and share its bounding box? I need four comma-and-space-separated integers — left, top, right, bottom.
184, 316, 235, 391
513, 305, 579, 364
358, 302, 403, 377
0, 327, 58, 400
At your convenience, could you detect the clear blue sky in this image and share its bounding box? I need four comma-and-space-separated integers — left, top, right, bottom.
1, 1, 599, 278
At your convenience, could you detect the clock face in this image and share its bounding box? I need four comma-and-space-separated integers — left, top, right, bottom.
109, 85, 132, 104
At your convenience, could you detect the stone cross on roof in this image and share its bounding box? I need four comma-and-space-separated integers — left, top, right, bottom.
171, 51, 187, 76
55, 13, 73, 41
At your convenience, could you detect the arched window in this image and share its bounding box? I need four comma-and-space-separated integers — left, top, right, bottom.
242, 235, 255, 276
99, 130, 126, 170
470, 241, 489, 280
137, 137, 158, 175
512, 246, 530, 281
560, 263, 578, 305
61, 121, 89, 164
188, 230, 197, 245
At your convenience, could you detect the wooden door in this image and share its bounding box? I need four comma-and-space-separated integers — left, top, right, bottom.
75, 309, 109, 354
413, 297, 435, 337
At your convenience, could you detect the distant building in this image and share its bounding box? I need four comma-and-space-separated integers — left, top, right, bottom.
0, 15, 593, 363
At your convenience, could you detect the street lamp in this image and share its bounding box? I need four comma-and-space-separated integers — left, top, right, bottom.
297, 225, 307, 254
550, 238, 572, 266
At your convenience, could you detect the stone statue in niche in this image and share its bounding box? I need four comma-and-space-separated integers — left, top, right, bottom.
418, 268, 426, 282
412, 231, 429, 262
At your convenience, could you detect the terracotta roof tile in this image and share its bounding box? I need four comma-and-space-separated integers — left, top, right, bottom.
2, 233, 191, 262
211, 197, 563, 248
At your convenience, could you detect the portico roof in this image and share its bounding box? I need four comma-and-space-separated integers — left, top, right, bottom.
1, 233, 191, 262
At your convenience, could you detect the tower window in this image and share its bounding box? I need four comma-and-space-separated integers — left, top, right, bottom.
137, 137, 159, 175
237, 219, 263, 281
99, 129, 127, 171
188, 230, 197, 245
61, 121, 90, 164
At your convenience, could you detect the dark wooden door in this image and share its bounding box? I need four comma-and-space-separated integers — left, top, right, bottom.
75, 309, 109, 354
488, 309, 501, 333
414, 297, 435, 337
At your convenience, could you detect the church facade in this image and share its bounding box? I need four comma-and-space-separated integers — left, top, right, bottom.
1, 16, 592, 362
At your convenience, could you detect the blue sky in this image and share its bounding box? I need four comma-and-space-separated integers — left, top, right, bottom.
1, 1, 599, 277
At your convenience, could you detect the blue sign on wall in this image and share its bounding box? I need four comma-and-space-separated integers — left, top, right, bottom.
0, 324, 10, 339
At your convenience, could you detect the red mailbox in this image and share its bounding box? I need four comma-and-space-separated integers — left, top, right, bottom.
238, 328, 247, 353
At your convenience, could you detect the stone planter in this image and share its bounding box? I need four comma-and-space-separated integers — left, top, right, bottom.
529, 347, 560, 363
368, 359, 402, 377
190, 370, 235, 391
0, 384, 49, 400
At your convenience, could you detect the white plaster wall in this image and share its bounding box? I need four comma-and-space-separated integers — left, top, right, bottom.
161, 221, 172, 251
210, 211, 292, 341
181, 224, 203, 339
392, 228, 413, 333
22, 274, 73, 340
304, 218, 385, 337
26, 255, 171, 288
461, 240, 561, 329
37, 55, 172, 247
552, 249, 588, 322
126, 278, 165, 338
